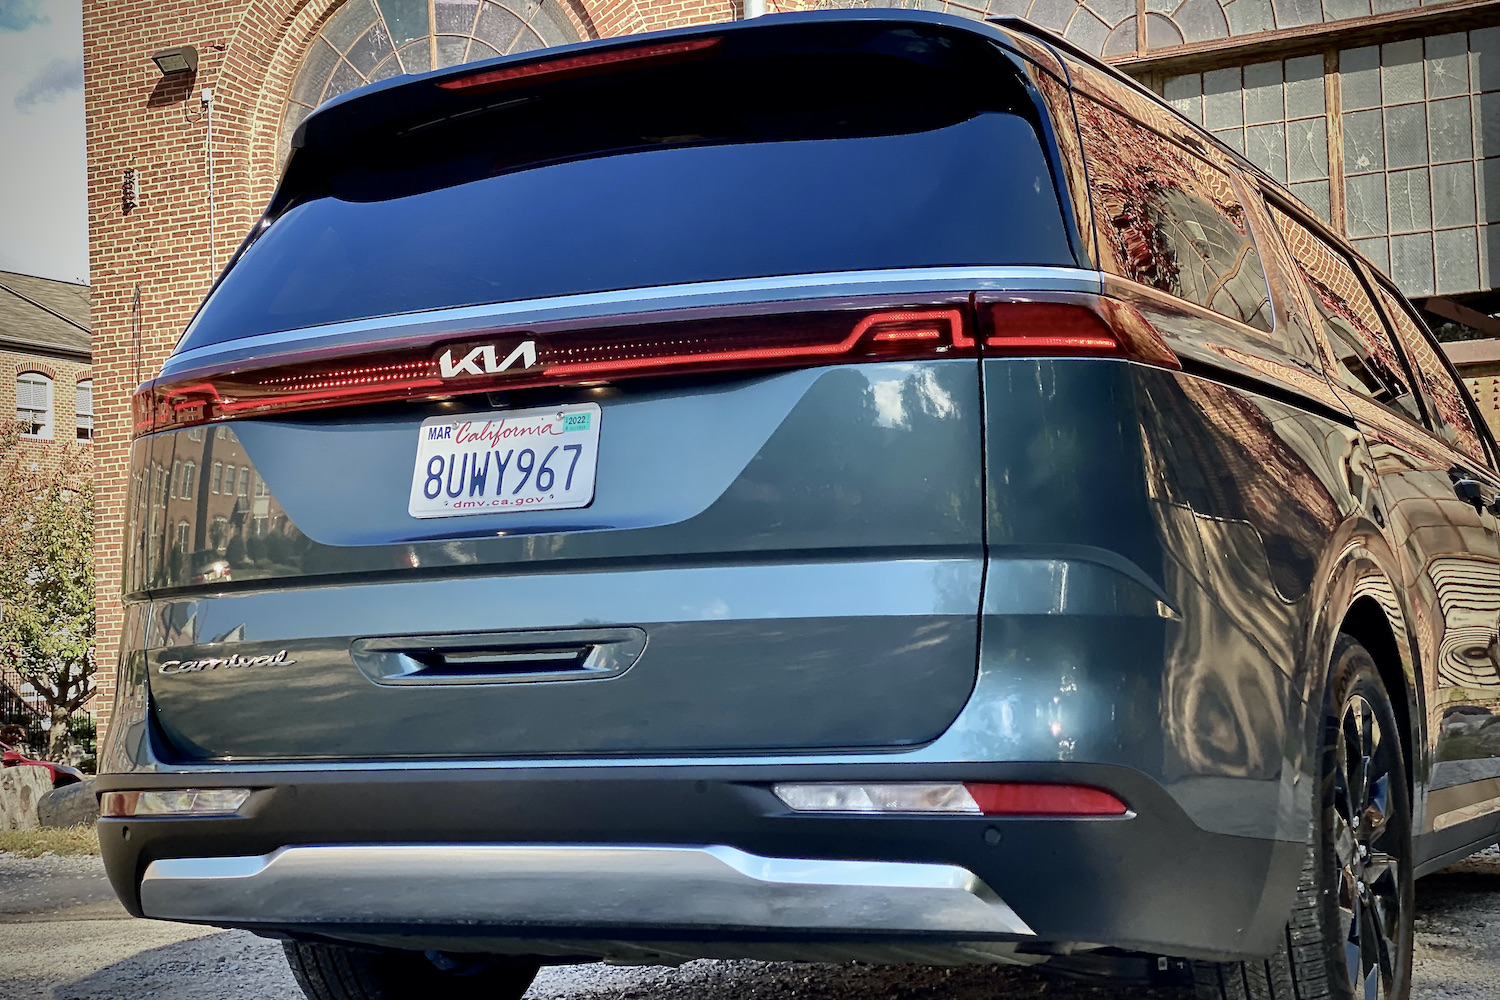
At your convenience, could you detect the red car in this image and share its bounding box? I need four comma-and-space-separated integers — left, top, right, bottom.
1, 742, 82, 787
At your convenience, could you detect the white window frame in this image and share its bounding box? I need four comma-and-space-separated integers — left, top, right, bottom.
75, 380, 93, 441
17, 373, 53, 440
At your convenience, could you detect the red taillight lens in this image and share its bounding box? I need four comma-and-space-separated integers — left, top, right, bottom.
134, 301, 974, 437
977, 295, 1178, 370
770, 781, 1129, 817
964, 782, 1129, 817
437, 36, 722, 95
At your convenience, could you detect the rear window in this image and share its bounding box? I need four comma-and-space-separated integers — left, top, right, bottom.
181, 26, 1074, 351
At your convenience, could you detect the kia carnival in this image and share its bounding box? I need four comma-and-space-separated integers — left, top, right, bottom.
99, 14, 1500, 1000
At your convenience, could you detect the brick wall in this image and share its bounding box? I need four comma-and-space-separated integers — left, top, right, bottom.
83, 0, 735, 738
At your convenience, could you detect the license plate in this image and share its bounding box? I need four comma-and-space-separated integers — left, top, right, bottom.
408, 403, 601, 519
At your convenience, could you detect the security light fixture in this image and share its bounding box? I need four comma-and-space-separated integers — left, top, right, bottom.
152, 45, 198, 76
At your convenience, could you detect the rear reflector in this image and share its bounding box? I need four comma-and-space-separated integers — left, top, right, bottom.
437, 36, 722, 95
101, 788, 252, 818
771, 782, 1128, 817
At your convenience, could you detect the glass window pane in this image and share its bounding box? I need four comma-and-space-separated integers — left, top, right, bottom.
434, 0, 482, 33
1476, 91, 1500, 159
1214, 127, 1246, 153
345, 20, 395, 75
1390, 231, 1435, 296
1246, 122, 1288, 180
1428, 96, 1473, 163
1288, 116, 1328, 181
1383, 103, 1428, 170
1432, 161, 1477, 227
1482, 157, 1500, 223
1165, 74, 1204, 124
474, 2, 524, 52
1344, 108, 1385, 173
291, 38, 339, 107
1425, 32, 1470, 99
1387, 167, 1431, 233
322, 0, 379, 52
1244, 61, 1284, 124
1381, 39, 1425, 104
1341, 46, 1382, 111
1203, 67, 1243, 129
1473, 26, 1500, 94
377, 0, 429, 46
1353, 236, 1390, 274
1434, 228, 1480, 294
1346, 172, 1389, 237
1290, 179, 1331, 221
1285, 54, 1325, 118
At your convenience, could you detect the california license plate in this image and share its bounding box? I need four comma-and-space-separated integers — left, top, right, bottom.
408, 403, 601, 518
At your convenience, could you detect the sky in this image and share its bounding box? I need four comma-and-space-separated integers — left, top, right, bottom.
0, 0, 87, 284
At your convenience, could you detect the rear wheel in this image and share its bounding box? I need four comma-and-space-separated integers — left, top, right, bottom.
283, 941, 540, 1000
1190, 633, 1414, 1000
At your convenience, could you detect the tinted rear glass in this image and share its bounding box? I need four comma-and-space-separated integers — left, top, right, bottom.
182, 27, 1073, 351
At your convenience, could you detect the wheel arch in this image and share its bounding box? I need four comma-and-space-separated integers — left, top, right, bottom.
1337, 594, 1417, 798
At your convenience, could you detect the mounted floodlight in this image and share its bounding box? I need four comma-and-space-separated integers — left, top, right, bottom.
152, 45, 198, 76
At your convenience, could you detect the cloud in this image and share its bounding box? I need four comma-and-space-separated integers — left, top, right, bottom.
0, 0, 48, 32
14, 57, 81, 113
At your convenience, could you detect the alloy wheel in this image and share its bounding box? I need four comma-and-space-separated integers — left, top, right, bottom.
1332, 693, 1405, 1000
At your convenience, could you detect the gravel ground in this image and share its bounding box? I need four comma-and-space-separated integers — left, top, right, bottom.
2, 849, 1499, 1000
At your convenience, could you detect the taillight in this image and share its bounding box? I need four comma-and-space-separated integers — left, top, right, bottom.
771, 782, 1129, 817
976, 294, 1179, 370
134, 300, 973, 437
134, 292, 1176, 439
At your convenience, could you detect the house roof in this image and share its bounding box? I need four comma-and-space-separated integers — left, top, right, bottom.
0, 270, 91, 361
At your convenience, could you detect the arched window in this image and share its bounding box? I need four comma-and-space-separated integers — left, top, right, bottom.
17, 373, 52, 439
75, 380, 93, 440
280, 0, 585, 168
181, 461, 197, 500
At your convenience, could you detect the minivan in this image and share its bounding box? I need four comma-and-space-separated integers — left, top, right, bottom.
99, 13, 1500, 1000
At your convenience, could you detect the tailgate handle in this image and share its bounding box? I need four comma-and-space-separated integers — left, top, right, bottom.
351, 628, 646, 686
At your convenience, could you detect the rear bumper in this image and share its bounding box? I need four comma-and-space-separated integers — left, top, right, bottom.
97, 761, 1303, 963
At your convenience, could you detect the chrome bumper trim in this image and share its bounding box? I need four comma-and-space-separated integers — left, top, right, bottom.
139, 844, 1034, 937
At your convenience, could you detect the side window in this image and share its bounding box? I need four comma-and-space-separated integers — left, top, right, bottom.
1073, 94, 1273, 332
1270, 206, 1423, 424
1375, 283, 1486, 461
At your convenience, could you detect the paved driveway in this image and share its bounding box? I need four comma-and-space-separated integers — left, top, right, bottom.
3, 850, 1499, 1000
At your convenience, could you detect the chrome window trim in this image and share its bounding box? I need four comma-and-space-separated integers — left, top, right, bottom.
161, 266, 1104, 381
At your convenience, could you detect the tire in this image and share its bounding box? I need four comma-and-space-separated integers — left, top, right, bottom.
1190, 633, 1415, 1000
283, 941, 540, 1000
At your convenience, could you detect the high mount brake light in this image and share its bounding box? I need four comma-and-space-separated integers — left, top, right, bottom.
437, 36, 723, 95
133, 294, 1176, 438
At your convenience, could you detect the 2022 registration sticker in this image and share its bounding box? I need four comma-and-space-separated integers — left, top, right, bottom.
407, 403, 601, 519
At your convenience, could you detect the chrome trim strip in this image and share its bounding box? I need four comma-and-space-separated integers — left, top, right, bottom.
1431, 795, 1500, 832
161, 266, 1103, 380
140, 844, 1034, 936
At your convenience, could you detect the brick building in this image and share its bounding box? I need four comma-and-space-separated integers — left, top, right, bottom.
0, 271, 93, 744
83, 0, 1500, 734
